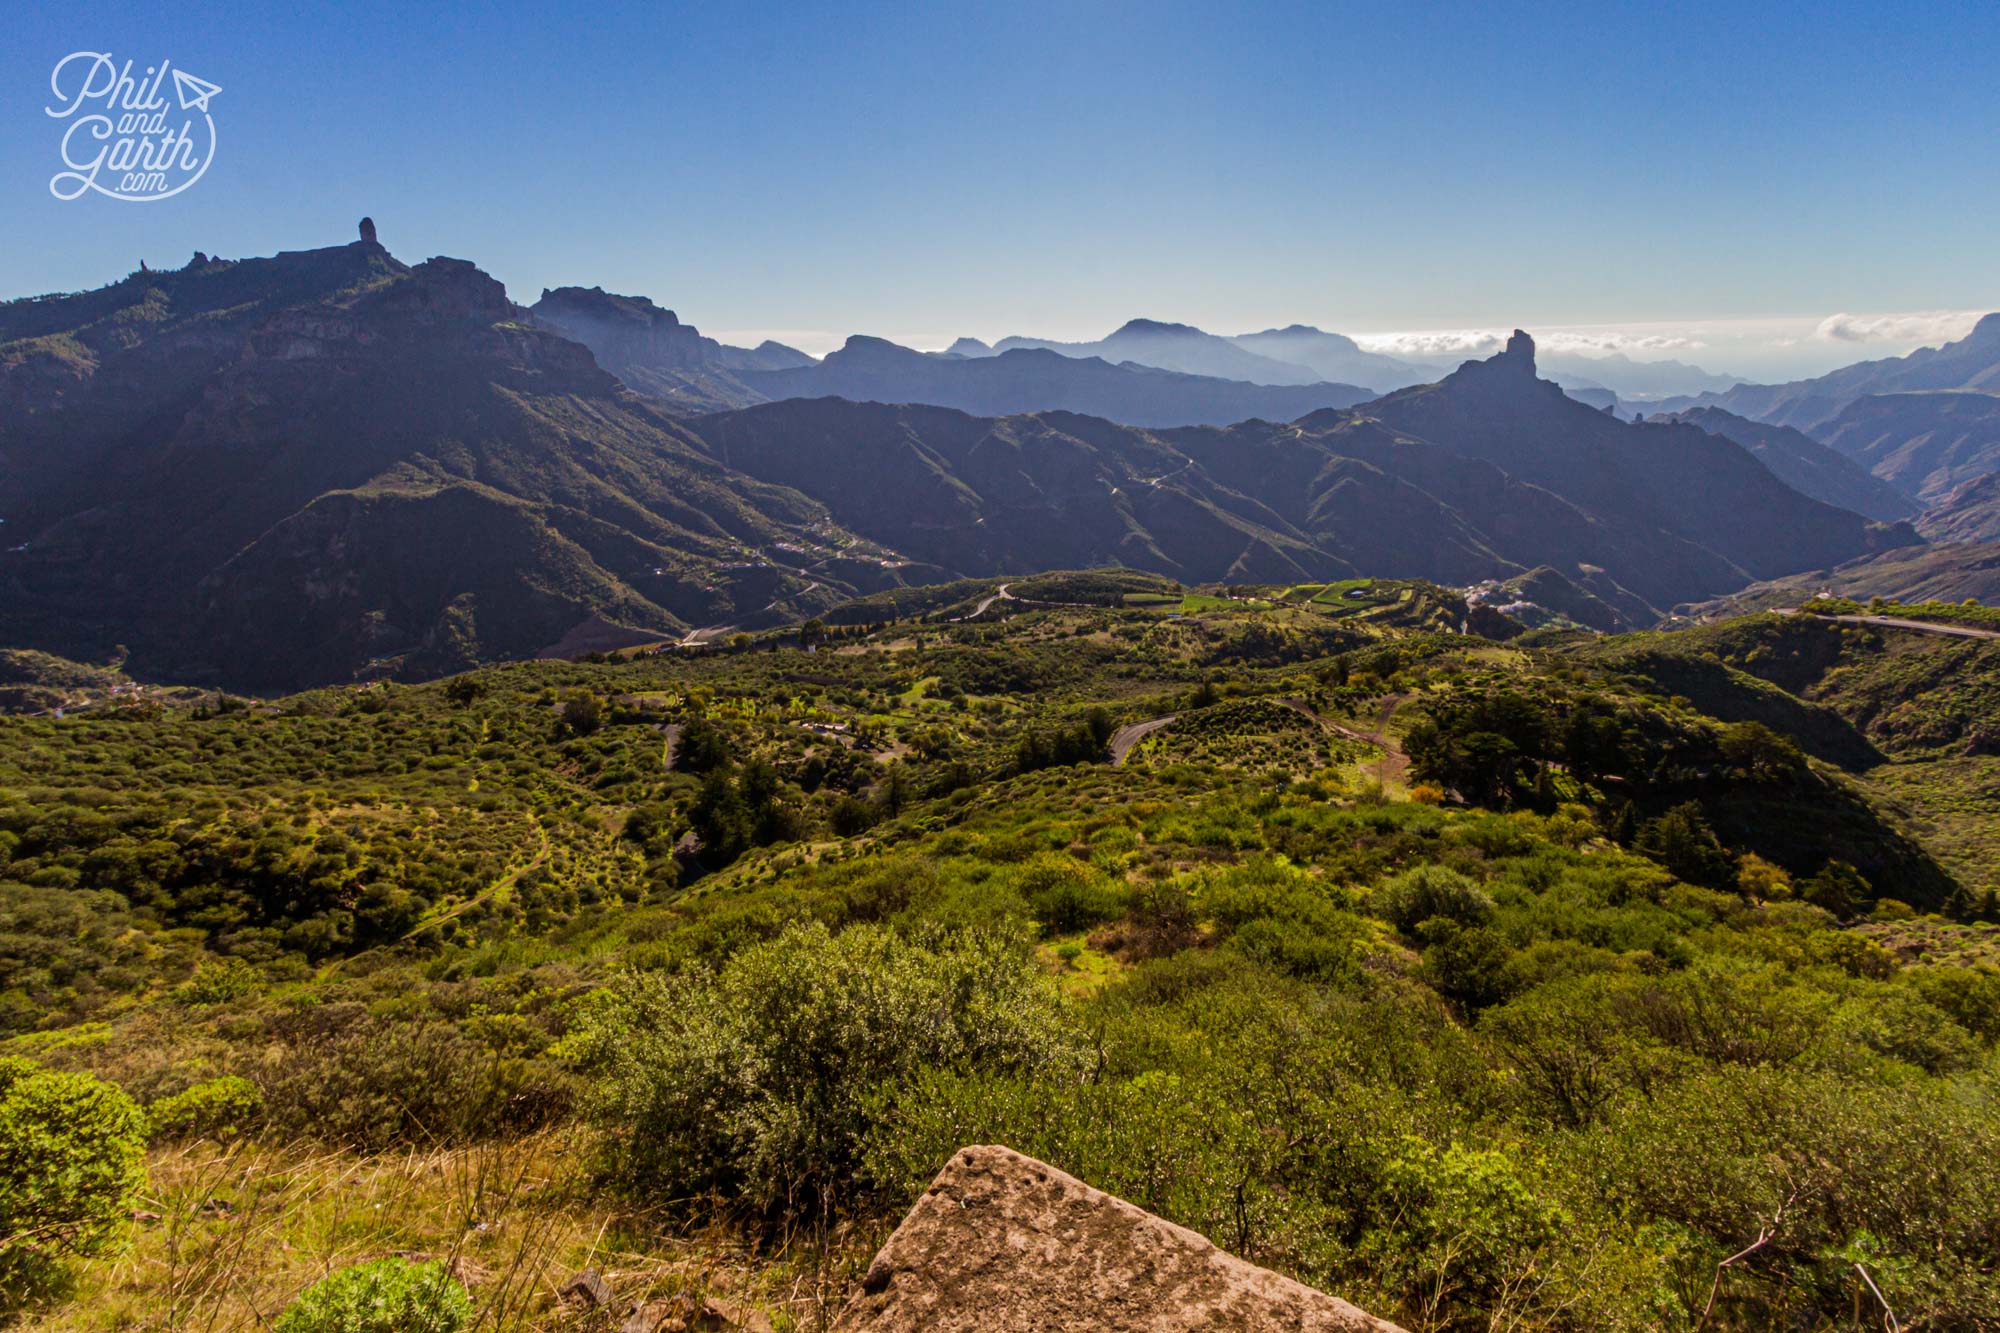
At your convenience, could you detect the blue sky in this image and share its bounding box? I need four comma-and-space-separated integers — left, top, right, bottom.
5, 0, 1998, 377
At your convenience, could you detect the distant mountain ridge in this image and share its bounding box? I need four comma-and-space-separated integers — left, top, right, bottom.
735, 335, 1377, 428
1659, 313, 2000, 431
956, 319, 1429, 393
1346, 332, 1913, 602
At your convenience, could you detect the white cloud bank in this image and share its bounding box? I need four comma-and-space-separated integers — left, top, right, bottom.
1812, 309, 1986, 345
1352, 328, 1705, 361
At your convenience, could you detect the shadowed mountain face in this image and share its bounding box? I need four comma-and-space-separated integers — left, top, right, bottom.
1812, 390, 2000, 503
1919, 471, 2000, 545
735, 336, 1375, 428
0, 239, 903, 689
1658, 406, 1919, 521
682, 333, 1900, 613
527, 286, 808, 412
1350, 333, 1916, 605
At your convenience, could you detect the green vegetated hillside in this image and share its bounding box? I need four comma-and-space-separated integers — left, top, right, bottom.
5, 585, 1999, 1331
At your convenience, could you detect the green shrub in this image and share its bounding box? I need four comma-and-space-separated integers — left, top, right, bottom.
573, 921, 1083, 1214
170, 956, 263, 1005
0, 1057, 147, 1296
257, 1007, 559, 1149
1582, 1066, 2000, 1325
1015, 853, 1124, 936
1372, 865, 1494, 934
274, 1258, 470, 1333
147, 1076, 263, 1142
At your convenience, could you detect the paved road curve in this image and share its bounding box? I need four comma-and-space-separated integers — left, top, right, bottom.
1780, 610, 2000, 641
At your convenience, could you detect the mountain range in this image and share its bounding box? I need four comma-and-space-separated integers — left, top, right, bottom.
1661, 314, 2000, 431
953, 319, 1426, 393
0, 226, 1957, 689
733, 335, 1375, 428
0, 234, 921, 688
1654, 315, 2000, 503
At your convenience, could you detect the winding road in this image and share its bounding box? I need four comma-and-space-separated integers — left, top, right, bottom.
1108, 714, 1177, 765
1779, 610, 2000, 641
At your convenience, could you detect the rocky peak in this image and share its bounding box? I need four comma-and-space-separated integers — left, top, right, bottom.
536, 286, 682, 330
1111, 318, 1200, 337
831, 334, 921, 364
1967, 312, 2000, 344
374, 257, 514, 325
1500, 328, 1536, 371
357, 216, 378, 246
529, 287, 720, 374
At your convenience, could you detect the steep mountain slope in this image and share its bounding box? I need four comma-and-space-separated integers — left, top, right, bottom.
1, 237, 409, 523
1661, 312, 2000, 431
527, 286, 805, 412
0, 236, 899, 688
1919, 471, 2000, 544
737, 336, 1374, 427
1657, 406, 1919, 521
1812, 390, 2000, 502
688, 400, 1343, 583
682, 339, 1899, 613
1676, 541, 2000, 617
1356, 333, 1914, 606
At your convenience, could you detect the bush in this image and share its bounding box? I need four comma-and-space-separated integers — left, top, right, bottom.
1015, 854, 1124, 936
0, 1057, 147, 1297
573, 921, 1083, 1215
274, 1258, 470, 1333
1582, 1066, 2000, 1325
1372, 865, 1494, 934
147, 1075, 263, 1142
257, 1007, 560, 1149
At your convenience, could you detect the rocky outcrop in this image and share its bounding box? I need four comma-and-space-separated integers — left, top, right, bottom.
835, 1145, 1406, 1333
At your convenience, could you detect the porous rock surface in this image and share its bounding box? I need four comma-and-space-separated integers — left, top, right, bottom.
835, 1145, 1407, 1332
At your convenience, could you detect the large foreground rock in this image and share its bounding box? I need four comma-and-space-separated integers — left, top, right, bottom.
836, 1145, 1407, 1332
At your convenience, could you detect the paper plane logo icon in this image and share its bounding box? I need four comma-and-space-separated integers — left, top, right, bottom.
171, 68, 221, 112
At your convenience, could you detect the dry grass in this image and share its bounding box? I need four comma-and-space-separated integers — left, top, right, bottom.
14, 1131, 876, 1333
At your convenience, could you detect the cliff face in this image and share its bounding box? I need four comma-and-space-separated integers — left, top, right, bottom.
836, 1145, 1406, 1333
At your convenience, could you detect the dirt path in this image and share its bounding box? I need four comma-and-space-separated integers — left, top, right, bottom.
1108, 714, 1176, 765
1363, 694, 1411, 784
